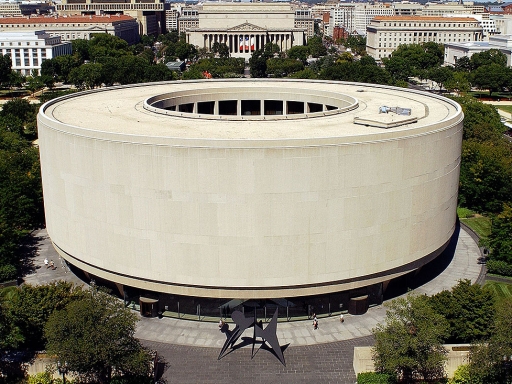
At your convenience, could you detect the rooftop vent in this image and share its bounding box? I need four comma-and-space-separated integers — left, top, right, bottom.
379, 106, 411, 116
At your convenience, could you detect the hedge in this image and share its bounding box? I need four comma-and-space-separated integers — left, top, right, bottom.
487, 259, 512, 277
357, 372, 397, 384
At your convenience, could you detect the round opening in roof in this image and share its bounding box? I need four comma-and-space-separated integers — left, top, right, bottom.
144, 86, 359, 120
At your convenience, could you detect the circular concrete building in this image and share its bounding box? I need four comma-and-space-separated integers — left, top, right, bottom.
38, 79, 463, 317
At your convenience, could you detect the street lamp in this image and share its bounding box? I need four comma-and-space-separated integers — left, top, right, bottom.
503, 355, 512, 383
57, 360, 68, 384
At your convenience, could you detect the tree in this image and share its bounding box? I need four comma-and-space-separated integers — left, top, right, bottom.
111, 56, 148, 85
144, 63, 176, 82
189, 57, 244, 78
470, 49, 507, 70
427, 66, 453, 92
266, 57, 304, 77
0, 54, 12, 85
88, 34, 130, 62
69, 63, 103, 89
25, 75, 44, 96
471, 64, 511, 96
428, 279, 495, 343
307, 36, 327, 58
383, 54, 414, 82
372, 294, 449, 383
249, 49, 269, 78
455, 96, 505, 143
72, 38, 91, 64
455, 56, 472, 72
469, 297, 512, 383
459, 140, 512, 213
444, 71, 470, 95
212, 42, 229, 58
4, 282, 84, 350
174, 41, 197, 61
287, 45, 309, 64
0, 98, 36, 123
44, 289, 152, 384
488, 204, 512, 264
383, 43, 444, 82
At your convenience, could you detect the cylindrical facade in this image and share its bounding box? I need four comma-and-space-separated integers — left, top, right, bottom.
38, 80, 463, 299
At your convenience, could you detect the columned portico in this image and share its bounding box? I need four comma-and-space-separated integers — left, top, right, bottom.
197, 30, 297, 57
187, 12, 305, 60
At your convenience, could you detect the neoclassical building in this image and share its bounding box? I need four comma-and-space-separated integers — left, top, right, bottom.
366, 16, 484, 60
184, 3, 312, 59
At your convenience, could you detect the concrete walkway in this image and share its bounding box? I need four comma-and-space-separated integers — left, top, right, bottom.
25, 225, 482, 349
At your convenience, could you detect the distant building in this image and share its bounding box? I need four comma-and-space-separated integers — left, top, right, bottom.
0, 30, 72, 75
166, 60, 185, 71
178, 8, 198, 33
329, 3, 394, 37
445, 34, 512, 66
55, 0, 164, 36
0, 15, 139, 45
183, 3, 309, 60
165, 6, 178, 33
0, 2, 22, 17
294, 8, 314, 38
366, 16, 483, 60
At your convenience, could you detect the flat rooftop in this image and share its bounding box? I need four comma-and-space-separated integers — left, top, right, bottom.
41, 79, 461, 147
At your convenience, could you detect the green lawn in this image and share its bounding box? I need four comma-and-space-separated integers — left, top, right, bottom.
492, 104, 512, 115
484, 280, 512, 302
460, 216, 492, 239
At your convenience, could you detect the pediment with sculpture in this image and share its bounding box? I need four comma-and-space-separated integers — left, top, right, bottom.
228, 22, 268, 32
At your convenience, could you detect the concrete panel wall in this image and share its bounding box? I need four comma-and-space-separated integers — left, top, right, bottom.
37, 80, 463, 299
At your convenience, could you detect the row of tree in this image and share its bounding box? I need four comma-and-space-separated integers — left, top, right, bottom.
372, 280, 510, 383
0, 98, 43, 282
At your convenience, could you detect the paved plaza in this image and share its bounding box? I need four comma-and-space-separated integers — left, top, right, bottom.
24, 224, 483, 383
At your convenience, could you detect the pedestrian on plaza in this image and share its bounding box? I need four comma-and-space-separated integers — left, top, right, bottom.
49, 260, 55, 270
313, 314, 318, 330
340, 314, 344, 323
44, 258, 49, 268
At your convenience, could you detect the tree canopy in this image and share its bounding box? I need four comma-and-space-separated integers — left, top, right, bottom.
372, 294, 449, 383
44, 289, 152, 384
428, 279, 495, 343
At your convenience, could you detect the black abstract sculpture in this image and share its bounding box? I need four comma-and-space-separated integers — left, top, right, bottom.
218, 309, 286, 366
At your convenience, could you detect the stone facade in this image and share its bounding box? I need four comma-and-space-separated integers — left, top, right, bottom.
38, 79, 463, 300
183, 3, 309, 59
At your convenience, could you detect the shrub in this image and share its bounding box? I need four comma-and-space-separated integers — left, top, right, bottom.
0, 264, 17, 282
448, 364, 471, 384
27, 372, 53, 384
486, 259, 512, 277
457, 207, 475, 219
357, 372, 397, 384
